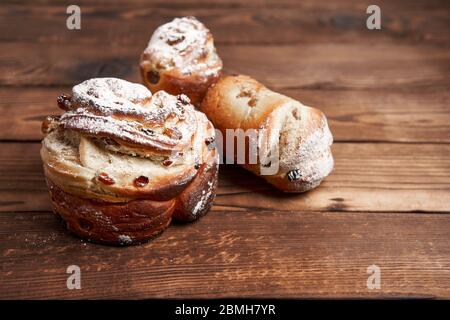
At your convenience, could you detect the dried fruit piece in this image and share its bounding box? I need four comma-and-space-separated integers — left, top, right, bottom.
78, 218, 93, 231
134, 176, 149, 187
262, 161, 272, 168
236, 89, 257, 107
147, 70, 160, 84
204, 137, 215, 150
57, 94, 71, 111
167, 34, 185, 45
97, 172, 115, 185
141, 128, 155, 135
287, 170, 301, 182
87, 88, 99, 98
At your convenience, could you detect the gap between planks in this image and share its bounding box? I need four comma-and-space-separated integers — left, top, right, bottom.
1, 142, 449, 213
1, 85, 449, 143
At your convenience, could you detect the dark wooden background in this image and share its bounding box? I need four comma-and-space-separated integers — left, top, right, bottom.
1, 0, 449, 299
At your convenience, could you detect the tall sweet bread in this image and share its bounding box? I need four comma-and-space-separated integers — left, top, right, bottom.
140, 16, 223, 106
41, 78, 219, 245
201, 75, 333, 193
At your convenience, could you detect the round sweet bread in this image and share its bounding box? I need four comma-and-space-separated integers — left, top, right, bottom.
41, 78, 219, 245
140, 16, 222, 105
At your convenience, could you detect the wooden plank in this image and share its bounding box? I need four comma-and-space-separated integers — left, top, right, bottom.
1, 210, 449, 299
0, 1, 448, 45
0, 87, 62, 141
286, 87, 450, 143
1, 86, 449, 142
3, 0, 449, 10
0, 43, 448, 89
0, 0, 448, 301
1, 142, 449, 213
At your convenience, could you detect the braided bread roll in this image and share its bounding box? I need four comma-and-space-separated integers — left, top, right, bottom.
41, 78, 219, 245
140, 16, 222, 106
201, 75, 333, 192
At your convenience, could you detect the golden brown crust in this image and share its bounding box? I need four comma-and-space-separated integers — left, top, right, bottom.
46, 144, 218, 245
201, 75, 334, 193
47, 179, 174, 245
173, 147, 219, 221
140, 68, 222, 106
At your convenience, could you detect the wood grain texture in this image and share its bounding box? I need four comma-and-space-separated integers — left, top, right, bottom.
1, 210, 449, 299
1, 43, 448, 88
1, 142, 449, 213
0, 0, 449, 299
1, 0, 448, 45
1, 86, 449, 142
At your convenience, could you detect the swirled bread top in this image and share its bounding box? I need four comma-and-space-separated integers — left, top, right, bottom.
58, 77, 198, 157
41, 78, 216, 202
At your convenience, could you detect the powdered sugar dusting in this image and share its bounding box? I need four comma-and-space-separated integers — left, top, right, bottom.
277, 104, 334, 185
142, 16, 221, 75
192, 180, 214, 217
72, 78, 152, 115
59, 78, 199, 155
118, 235, 133, 245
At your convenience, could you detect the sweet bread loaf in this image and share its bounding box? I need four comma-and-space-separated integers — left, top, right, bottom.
201, 75, 333, 192
140, 16, 222, 106
41, 78, 219, 245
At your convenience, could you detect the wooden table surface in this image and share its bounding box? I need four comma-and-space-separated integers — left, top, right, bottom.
1, 0, 449, 299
